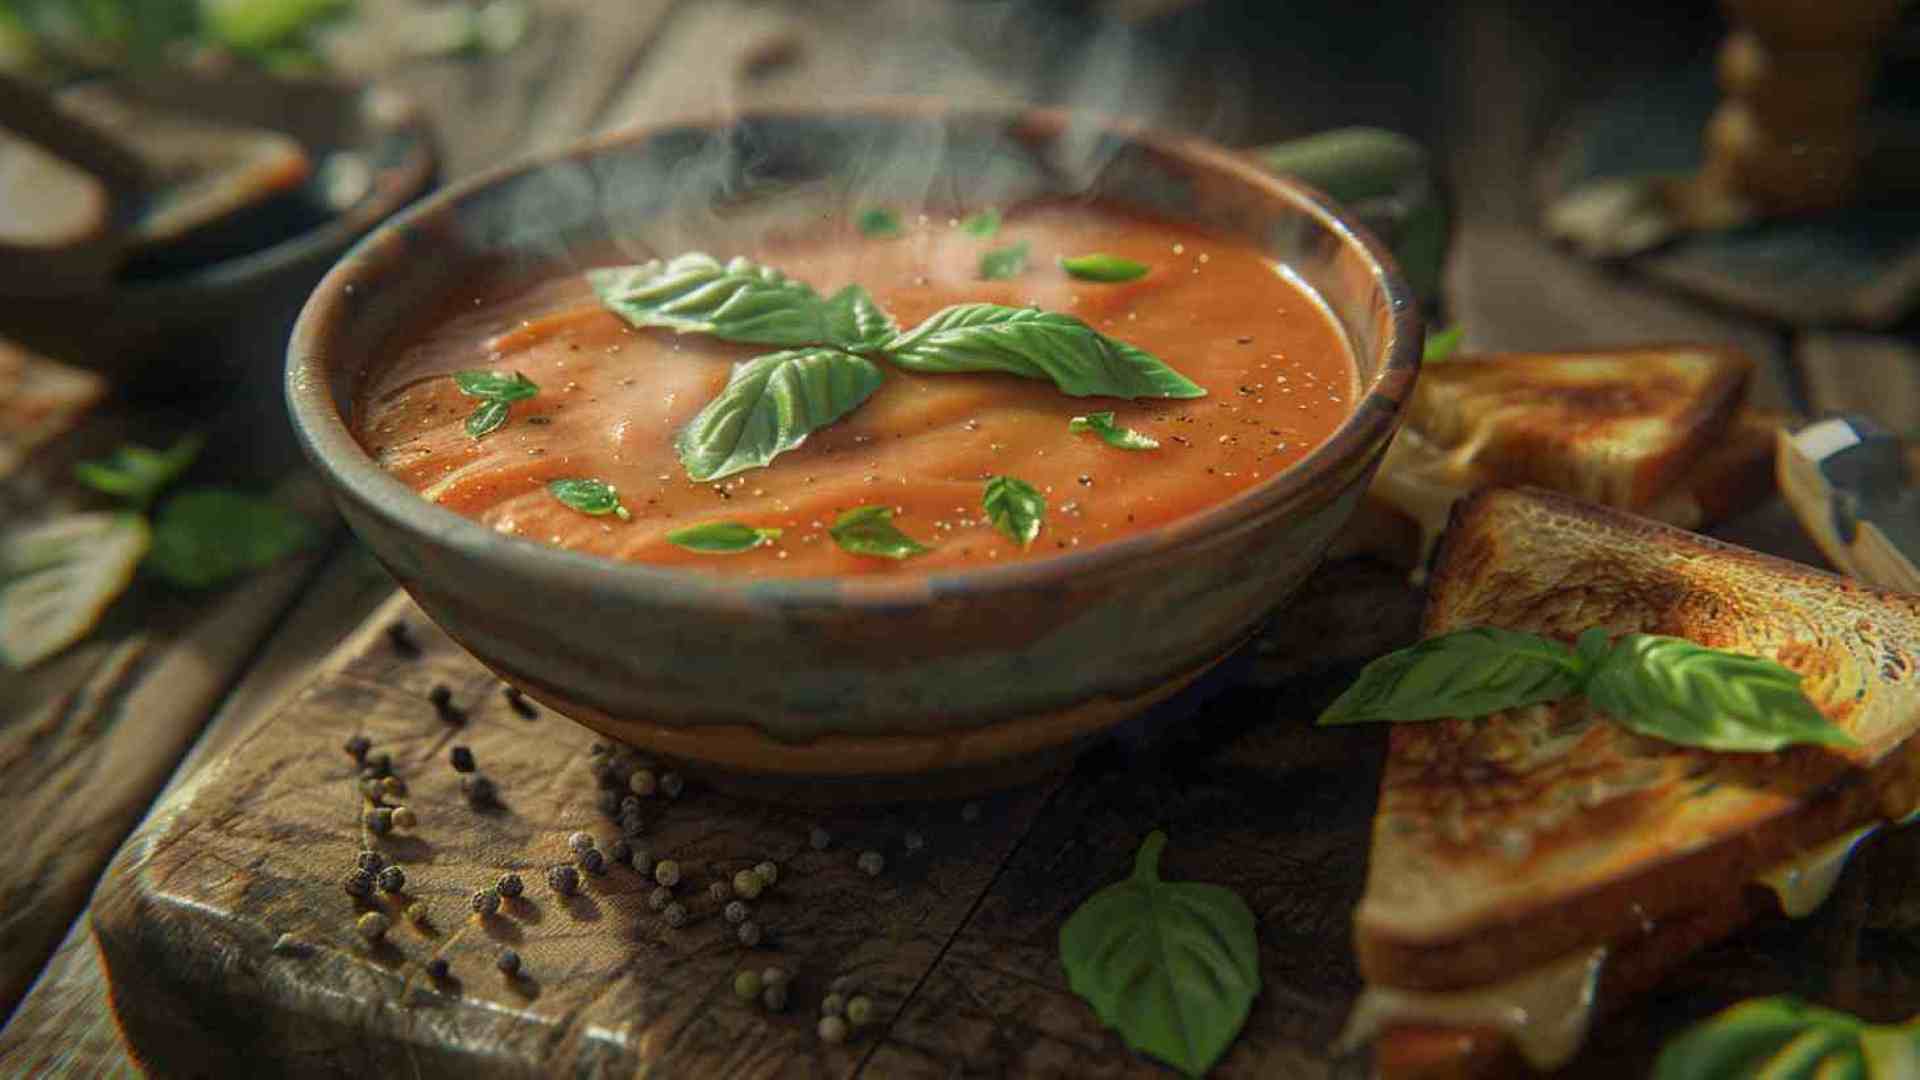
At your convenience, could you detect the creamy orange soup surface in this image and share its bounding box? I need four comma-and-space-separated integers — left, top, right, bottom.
355, 201, 1356, 578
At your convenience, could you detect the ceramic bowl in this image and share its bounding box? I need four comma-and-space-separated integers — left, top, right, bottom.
287, 104, 1420, 799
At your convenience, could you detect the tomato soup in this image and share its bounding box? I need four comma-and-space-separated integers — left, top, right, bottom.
355, 202, 1356, 577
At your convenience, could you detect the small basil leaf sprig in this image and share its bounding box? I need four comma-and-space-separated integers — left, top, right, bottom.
1060, 253, 1149, 283
1059, 831, 1260, 1078
1070, 411, 1159, 450
885, 304, 1206, 400
958, 208, 1001, 238
978, 240, 1030, 281
675, 348, 884, 482
1423, 324, 1464, 362
666, 521, 781, 553
1654, 996, 1920, 1079
1319, 626, 1856, 753
857, 207, 902, 237
588, 255, 894, 351
454, 370, 539, 438
983, 475, 1045, 549
548, 478, 630, 521
829, 505, 929, 560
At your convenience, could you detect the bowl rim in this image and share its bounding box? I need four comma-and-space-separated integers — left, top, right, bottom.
287, 100, 1420, 608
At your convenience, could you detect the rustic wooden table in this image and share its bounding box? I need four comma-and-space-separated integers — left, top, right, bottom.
2, 1, 1917, 1076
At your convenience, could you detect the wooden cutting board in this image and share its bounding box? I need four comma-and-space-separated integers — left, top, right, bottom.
87, 496, 1920, 1078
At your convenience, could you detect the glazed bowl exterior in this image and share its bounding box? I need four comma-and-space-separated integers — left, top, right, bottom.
287, 104, 1420, 793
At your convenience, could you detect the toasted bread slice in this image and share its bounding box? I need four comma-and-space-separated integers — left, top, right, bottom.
1343, 487, 1920, 1073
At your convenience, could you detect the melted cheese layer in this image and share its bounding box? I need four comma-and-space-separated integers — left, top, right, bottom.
1336, 946, 1606, 1071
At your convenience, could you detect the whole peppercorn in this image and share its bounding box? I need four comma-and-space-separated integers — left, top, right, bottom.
857, 850, 884, 877
903, 832, 925, 854
809, 826, 832, 851
450, 746, 475, 773
365, 807, 394, 836
356, 850, 387, 873
845, 995, 874, 1027
496, 949, 521, 976
344, 734, 371, 761
461, 774, 496, 808
471, 888, 501, 916
343, 868, 375, 899
596, 789, 621, 817
502, 684, 537, 718
377, 865, 406, 894
817, 1016, 848, 1045
654, 860, 681, 888
496, 873, 524, 899
961, 802, 982, 823
663, 902, 688, 928
754, 861, 779, 887
547, 864, 580, 896
732, 869, 765, 900
620, 795, 642, 815
629, 846, 654, 875
428, 684, 452, 709
724, 900, 750, 925
380, 776, 406, 800
708, 881, 730, 902
391, 806, 417, 830
762, 966, 788, 988
619, 810, 646, 837
628, 769, 657, 797
733, 969, 763, 1001
737, 921, 762, 947
568, 831, 595, 855
425, 956, 450, 980
659, 772, 685, 799
356, 911, 390, 942
610, 839, 633, 866
368, 752, 393, 777
359, 778, 385, 800
829, 975, 858, 995
385, 621, 419, 658
820, 992, 846, 1018
579, 847, 607, 875
762, 982, 788, 1012
405, 902, 430, 926
648, 886, 673, 912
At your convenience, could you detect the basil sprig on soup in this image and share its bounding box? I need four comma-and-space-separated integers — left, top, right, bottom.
353, 202, 1356, 577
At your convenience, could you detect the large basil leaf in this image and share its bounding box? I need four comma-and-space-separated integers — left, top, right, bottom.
983, 475, 1045, 548
1584, 633, 1857, 752
588, 254, 897, 350
1059, 831, 1259, 1077
1317, 626, 1589, 726
1655, 996, 1920, 1079
675, 348, 884, 482
884, 304, 1205, 400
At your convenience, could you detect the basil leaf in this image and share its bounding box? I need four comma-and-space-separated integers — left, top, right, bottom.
1069, 411, 1159, 450
821, 284, 898, 352
1060, 253, 1149, 283
1059, 831, 1259, 1078
983, 475, 1045, 548
454, 370, 539, 402
828, 505, 929, 560
1584, 633, 1857, 752
676, 348, 884, 482
146, 489, 316, 589
1424, 325, 1464, 362
666, 521, 782, 553
74, 433, 204, 510
548, 478, 631, 521
857, 207, 902, 237
466, 400, 511, 438
884, 304, 1205, 400
978, 240, 1030, 281
588, 254, 898, 350
1318, 626, 1589, 726
958, 208, 1001, 238
1653, 996, 1920, 1080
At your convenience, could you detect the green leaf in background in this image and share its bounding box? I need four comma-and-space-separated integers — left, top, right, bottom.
978, 240, 1030, 281
1069, 411, 1158, 451
665, 521, 782, 554
588, 254, 899, 351
200, 0, 351, 51
1584, 632, 1857, 752
73, 433, 204, 509
885, 304, 1205, 400
1059, 831, 1260, 1078
821, 284, 898, 352
145, 489, 315, 589
828, 505, 929, 560
1654, 996, 1920, 1079
1059, 253, 1149, 283
454, 369, 539, 402
547, 478, 630, 521
958, 208, 1001, 238
983, 475, 1045, 548
465, 399, 511, 438
1423, 325, 1464, 362
856, 206, 902, 238
1317, 626, 1589, 726
675, 348, 884, 482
